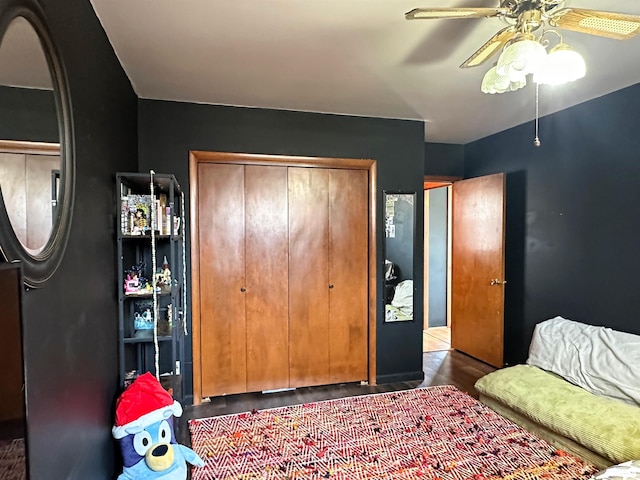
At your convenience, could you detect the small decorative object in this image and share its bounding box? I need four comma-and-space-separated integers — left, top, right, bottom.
133, 300, 154, 337
156, 256, 172, 293
131, 262, 154, 293
113, 372, 204, 480
162, 256, 171, 284
134, 309, 154, 331
124, 272, 139, 294
124, 370, 138, 388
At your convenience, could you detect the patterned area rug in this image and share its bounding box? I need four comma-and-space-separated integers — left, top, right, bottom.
0, 438, 26, 480
189, 385, 598, 480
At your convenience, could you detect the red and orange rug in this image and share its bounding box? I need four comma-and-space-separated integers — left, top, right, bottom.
189, 385, 597, 480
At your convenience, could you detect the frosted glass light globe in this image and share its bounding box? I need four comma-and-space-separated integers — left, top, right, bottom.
481, 66, 526, 94
496, 37, 547, 81
534, 44, 586, 85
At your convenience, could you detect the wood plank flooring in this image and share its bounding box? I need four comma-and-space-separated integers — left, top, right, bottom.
177, 350, 495, 444
423, 326, 451, 352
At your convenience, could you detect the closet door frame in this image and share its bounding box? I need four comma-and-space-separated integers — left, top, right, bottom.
189, 151, 377, 404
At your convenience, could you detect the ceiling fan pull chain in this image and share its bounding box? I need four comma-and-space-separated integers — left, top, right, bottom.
534, 82, 541, 147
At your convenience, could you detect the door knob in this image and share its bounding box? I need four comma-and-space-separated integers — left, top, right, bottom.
490, 278, 506, 285
240, 287, 246, 292
328, 284, 334, 289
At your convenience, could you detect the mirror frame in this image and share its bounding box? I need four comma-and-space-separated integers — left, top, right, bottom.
0, 1, 75, 288
383, 190, 416, 323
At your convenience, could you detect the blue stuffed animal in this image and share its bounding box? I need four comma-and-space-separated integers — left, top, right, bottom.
113, 373, 204, 480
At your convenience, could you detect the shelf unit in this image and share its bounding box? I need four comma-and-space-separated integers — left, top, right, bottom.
116, 172, 185, 401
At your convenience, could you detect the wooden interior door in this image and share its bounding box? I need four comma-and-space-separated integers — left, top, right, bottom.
288, 167, 330, 387
0, 266, 24, 422
245, 165, 290, 391
198, 163, 247, 396
451, 173, 505, 368
329, 168, 368, 383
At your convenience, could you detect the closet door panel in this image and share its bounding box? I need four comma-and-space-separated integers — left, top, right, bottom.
245, 165, 290, 391
329, 169, 369, 383
198, 163, 247, 396
288, 167, 330, 387
25, 154, 58, 251
0, 153, 27, 243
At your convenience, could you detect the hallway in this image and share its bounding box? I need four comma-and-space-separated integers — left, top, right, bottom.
423, 326, 451, 352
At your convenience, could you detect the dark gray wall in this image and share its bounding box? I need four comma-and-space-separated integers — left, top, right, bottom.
0, 0, 138, 478
464, 82, 640, 365
0, 85, 57, 142
425, 142, 464, 177
138, 100, 426, 391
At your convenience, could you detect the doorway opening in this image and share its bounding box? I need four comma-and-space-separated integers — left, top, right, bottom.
423, 178, 455, 352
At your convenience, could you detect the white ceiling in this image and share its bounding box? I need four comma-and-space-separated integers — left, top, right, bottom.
88, 0, 640, 144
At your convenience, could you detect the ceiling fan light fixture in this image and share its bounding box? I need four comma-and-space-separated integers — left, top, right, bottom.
533, 43, 586, 85
481, 65, 526, 94
496, 35, 547, 81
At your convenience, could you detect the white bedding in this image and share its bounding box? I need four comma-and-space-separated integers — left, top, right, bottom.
385, 280, 413, 321
527, 316, 640, 407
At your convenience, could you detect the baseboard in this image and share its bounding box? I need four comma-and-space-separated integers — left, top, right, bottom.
376, 370, 424, 384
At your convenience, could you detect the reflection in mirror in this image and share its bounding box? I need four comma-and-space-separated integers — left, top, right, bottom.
383, 192, 416, 322
0, 142, 60, 254
0, 17, 60, 255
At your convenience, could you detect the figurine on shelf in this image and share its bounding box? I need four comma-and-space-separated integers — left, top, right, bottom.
162, 256, 171, 284
134, 262, 153, 293
134, 309, 154, 331
155, 256, 172, 293
124, 271, 139, 294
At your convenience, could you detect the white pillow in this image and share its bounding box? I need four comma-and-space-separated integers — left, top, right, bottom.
591, 460, 640, 479
391, 280, 413, 315
527, 316, 640, 406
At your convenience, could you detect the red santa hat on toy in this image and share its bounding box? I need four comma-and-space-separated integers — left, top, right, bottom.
112, 372, 182, 439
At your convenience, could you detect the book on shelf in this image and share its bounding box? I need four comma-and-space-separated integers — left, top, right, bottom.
120, 194, 153, 235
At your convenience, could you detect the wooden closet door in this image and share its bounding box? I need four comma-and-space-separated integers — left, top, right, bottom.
288, 167, 330, 387
245, 165, 290, 391
329, 169, 368, 383
198, 163, 247, 397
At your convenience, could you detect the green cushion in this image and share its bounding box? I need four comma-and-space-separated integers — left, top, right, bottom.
475, 364, 640, 464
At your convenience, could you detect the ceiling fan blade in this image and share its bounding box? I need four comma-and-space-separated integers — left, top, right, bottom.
405, 7, 508, 20
459, 26, 517, 68
549, 8, 640, 40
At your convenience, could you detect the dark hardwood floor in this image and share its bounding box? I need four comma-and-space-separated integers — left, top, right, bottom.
177, 349, 495, 444
0, 418, 24, 441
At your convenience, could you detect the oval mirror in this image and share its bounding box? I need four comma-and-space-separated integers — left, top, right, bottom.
0, 7, 75, 288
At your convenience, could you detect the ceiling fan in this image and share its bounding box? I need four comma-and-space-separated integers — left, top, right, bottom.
405, 0, 640, 69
